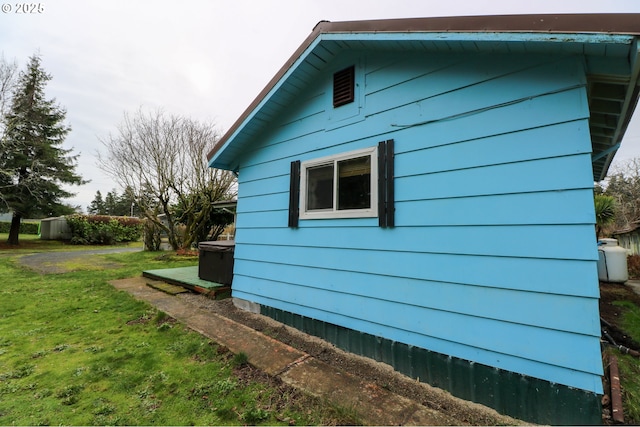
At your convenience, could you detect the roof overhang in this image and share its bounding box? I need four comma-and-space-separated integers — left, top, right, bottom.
211, 200, 238, 210
208, 14, 640, 181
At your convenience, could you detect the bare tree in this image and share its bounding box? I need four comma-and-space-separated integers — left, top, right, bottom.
601, 157, 640, 232
0, 54, 18, 211
98, 108, 237, 250
0, 53, 18, 119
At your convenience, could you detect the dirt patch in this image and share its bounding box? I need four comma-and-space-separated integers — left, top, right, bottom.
126, 316, 151, 325
19, 254, 123, 274
231, 362, 360, 425
599, 281, 640, 350
177, 293, 522, 426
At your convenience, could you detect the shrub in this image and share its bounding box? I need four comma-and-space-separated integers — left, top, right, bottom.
0, 221, 40, 235
67, 215, 143, 245
143, 220, 162, 251
628, 255, 640, 280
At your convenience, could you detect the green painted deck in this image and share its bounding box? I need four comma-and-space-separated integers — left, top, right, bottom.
142, 266, 231, 299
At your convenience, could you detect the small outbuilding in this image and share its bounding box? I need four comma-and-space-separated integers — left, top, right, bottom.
613, 224, 640, 255
207, 14, 640, 424
39, 216, 71, 240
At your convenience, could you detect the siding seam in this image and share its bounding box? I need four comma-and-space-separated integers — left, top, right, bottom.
394, 118, 588, 155
387, 84, 585, 129
394, 152, 592, 179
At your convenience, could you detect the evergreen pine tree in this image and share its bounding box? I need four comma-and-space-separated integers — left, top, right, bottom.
0, 54, 84, 245
87, 190, 106, 215
115, 187, 137, 216
104, 190, 117, 216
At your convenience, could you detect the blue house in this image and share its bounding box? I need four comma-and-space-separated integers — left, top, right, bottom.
208, 14, 640, 424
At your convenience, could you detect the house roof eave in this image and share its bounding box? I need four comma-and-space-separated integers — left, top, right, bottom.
208, 14, 640, 172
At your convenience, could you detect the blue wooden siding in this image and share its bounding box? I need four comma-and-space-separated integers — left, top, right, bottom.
231, 52, 603, 393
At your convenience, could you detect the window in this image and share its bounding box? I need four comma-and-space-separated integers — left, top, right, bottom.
300, 147, 377, 219
288, 140, 394, 227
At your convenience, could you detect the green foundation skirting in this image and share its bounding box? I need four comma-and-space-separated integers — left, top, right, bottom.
260, 305, 602, 425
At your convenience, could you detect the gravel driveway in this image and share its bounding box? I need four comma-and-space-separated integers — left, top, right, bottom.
18, 247, 142, 274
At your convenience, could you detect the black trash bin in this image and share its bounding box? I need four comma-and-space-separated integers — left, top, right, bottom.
198, 240, 235, 285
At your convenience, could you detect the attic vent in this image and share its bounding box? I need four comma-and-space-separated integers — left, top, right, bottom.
333, 66, 355, 108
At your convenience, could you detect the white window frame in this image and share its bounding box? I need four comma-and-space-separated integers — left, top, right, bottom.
299, 146, 378, 220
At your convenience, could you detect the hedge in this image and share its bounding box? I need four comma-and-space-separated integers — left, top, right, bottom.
0, 221, 40, 235
66, 215, 143, 245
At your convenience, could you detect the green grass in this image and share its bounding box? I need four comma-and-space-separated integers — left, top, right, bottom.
0, 244, 356, 425
0, 232, 40, 240
610, 299, 640, 424
0, 233, 143, 253
612, 300, 640, 343
616, 353, 640, 423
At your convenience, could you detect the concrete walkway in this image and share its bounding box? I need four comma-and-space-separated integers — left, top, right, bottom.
109, 276, 463, 426
627, 280, 640, 296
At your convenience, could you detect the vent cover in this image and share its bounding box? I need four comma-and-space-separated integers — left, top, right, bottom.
333, 66, 355, 107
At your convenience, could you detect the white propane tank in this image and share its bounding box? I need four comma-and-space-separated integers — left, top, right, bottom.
597, 238, 629, 283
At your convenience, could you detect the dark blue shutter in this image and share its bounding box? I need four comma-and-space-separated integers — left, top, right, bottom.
288, 160, 301, 228
377, 139, 395, 228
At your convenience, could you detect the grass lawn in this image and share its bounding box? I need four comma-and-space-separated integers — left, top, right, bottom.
610, 300, 640, 423
0, 240, 354, 425
0, 233, 143, 252
601, 282, 640, 425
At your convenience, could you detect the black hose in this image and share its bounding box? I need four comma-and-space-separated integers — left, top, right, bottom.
603, 329, 618, 346
601, 317, 614, 329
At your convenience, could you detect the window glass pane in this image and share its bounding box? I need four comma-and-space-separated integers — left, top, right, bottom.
338, 155, 370, 210
307, 164, 333, 210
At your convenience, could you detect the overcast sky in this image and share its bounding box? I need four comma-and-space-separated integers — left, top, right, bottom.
2, 0, 640, 212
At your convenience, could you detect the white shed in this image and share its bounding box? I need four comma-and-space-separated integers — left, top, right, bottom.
39, 217, 71, 240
